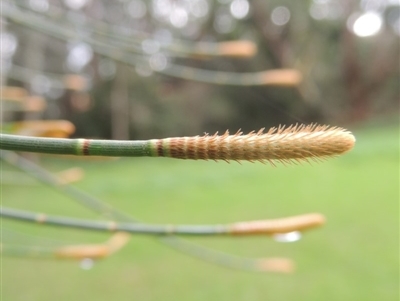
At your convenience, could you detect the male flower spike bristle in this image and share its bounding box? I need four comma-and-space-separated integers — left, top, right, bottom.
151, 124, 355, 165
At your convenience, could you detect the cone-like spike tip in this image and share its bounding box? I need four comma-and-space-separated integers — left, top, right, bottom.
160, 124, 355, 165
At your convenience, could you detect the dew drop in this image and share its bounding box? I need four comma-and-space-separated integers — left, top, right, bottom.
80, 258, 94, 270
273, 231, 302, 243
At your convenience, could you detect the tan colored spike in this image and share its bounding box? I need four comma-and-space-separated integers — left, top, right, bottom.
160, 124, 355, 165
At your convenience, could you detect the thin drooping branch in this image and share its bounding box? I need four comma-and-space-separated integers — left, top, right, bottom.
1, 207, 325, 237
3, 2, 301, 87
0, 124, 355, 164
13, 0, 258, 59
0, 232, 131, 260
0, 151, 293, 272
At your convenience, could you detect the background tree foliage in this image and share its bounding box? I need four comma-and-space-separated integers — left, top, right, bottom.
3, 0, 399, 139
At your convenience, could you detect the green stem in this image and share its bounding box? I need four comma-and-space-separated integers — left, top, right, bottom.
1, 207, 228, 236
1, 206, 323, 236
0, 244, 56, 259
0, 134, 153, 157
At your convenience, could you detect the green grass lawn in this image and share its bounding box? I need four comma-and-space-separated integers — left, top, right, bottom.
1, 122, 399, 301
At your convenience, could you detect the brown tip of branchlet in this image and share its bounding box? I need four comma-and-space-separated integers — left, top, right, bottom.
217, 41, 257, 58
165, 124, 355, 165
25, 96, 47, 112
12, 120, 76, 138
106, 232, 131, 254
230, 213, 326, 235
259, 69, 302, 86
55, 245, 110, 260
257, 257, 295, 273
55, 232, 130, 260
63, 74, 89, 91
1, 86, 28, 101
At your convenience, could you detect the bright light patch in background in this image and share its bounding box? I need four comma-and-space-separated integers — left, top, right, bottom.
309, 2, 329, 20
67, 43, 93, 72
0, 32, 18, 59
271, 6, 291, 26
360, 0, 386, 12
309, 0, 344, 20
214, 13, 236, 33
230, 0, 250, 20
170, 6, 189, 28
29, 0, 49, 12
149, 53, 168, 71
152, 0, 173, 19
64, 0, 90, 10
127, 0, 147, 19
352, 12, 383, 37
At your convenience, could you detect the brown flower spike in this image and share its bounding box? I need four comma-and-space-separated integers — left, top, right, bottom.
153, 124, 355, 164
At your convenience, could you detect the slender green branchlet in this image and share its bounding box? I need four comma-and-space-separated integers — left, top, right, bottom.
0, 240, 294, 273
0, 151, 303, 272
0, 124, 355, 164
3, 3, 300, 87
1, 207, 325, 236
0, 232, 130, 260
